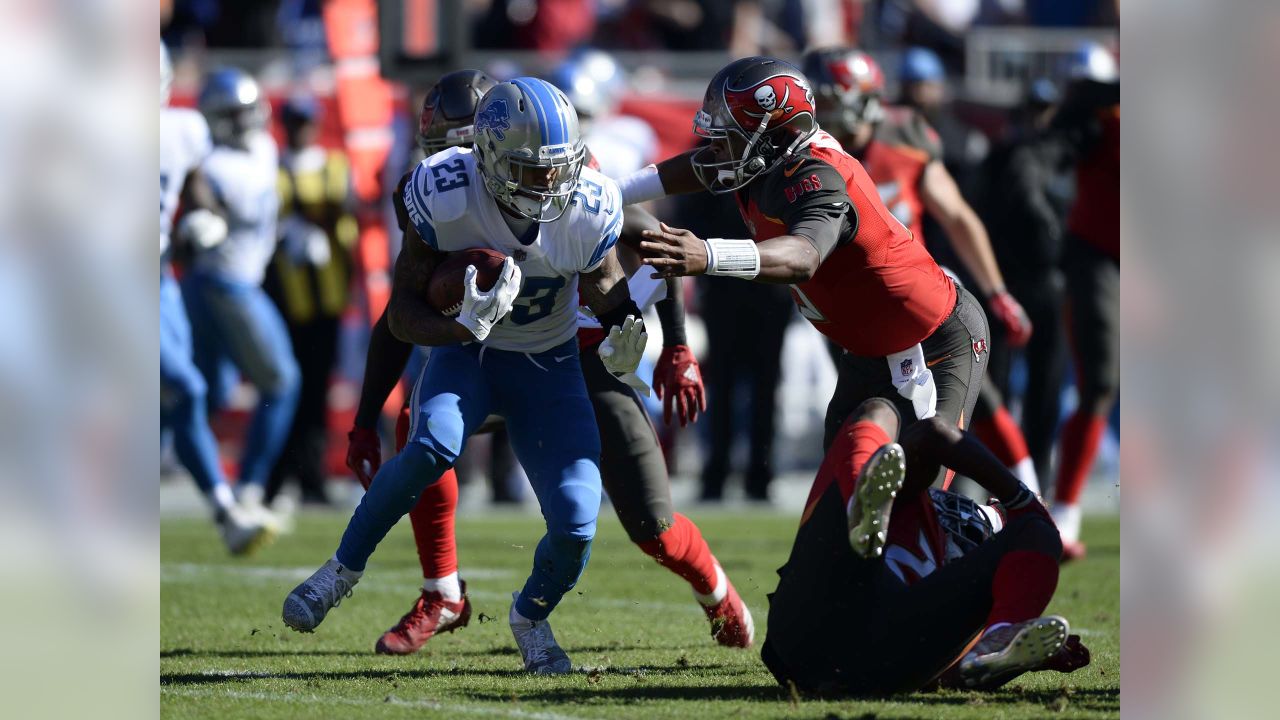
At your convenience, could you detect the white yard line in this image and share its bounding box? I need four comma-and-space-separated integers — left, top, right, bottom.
161, 685, 594, 720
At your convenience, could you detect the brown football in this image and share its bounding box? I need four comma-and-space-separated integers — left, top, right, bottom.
427, 247, 509, 317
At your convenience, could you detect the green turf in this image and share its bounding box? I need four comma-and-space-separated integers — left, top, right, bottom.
161, 509, 1119, 719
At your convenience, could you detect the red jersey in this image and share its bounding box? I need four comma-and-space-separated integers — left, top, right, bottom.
857, 107, 942, 246
1068, 104, 1119, 260
735, 130, 955, 356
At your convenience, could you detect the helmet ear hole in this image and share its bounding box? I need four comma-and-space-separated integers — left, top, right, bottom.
517, 98, 525, 113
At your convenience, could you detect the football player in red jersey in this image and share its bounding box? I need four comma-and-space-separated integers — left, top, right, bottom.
760, 397, 1090, 695
344, 70, 753, 655
620, 56, 987, 483
1047, 53, 1120, 561
800, 47, 1041, 494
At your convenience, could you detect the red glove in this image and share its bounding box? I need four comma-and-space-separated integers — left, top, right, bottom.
653, 344, 706, 427
1040, 634, 1091, 673
988, 290, 1033, 348
346, 426, 381, 490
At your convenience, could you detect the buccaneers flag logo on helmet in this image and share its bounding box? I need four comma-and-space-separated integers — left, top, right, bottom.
724, 75, 815, 133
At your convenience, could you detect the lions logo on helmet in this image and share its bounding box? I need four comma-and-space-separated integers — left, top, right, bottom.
475, 99, 511, 141
473, 78, 586, 223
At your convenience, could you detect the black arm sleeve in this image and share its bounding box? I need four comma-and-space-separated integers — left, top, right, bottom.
751, 157, 856, 262
654, 278, 687, 346
596, 297, 644, 335
353, 308, 414, 428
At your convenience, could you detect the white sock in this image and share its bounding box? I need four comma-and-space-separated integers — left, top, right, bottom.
423, 571, 462, 602
980, 504, 1005, 533
1051, 503, 1082, 543
210, 484, 237, 514
694, 564, 729, 606
1012, 457, 1041, 495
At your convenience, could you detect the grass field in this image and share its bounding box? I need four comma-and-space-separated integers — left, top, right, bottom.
161, 509, 1119, 719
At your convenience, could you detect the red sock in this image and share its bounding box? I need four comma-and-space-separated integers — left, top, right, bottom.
407, 469, 459, 579
971, 405, 1030, 468
985, 550, 1059, 628
804, 419, 892, 515
1053, 412, 1107, 506
637, 513, 720, 596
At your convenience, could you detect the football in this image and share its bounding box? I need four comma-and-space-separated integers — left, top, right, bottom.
427, 248, 508, 317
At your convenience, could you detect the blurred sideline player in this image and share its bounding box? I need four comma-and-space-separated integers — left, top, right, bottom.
1047, 45, 1120, 561
285, 77, 649, 674
761, 398, 1089, 695
549, 48, 658, 180
802, 47, 1040, 494
620, 57, 988, 486
346, 70, 753, 656
160, 46, 275, 554
181, 68, 301, 517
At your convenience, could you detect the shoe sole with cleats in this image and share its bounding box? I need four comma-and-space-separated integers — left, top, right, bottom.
847, 443, 906, 559
960, 615, 1070, 688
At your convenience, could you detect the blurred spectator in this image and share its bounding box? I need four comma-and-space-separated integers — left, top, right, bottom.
978, 78, 1072, 484
898, 46, 987, 200
263, 97, 356, 506
472, 0, 597, 51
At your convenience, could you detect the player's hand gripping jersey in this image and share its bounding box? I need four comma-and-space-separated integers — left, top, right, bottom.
736, 130, 955, 356
401, 146, 623, 353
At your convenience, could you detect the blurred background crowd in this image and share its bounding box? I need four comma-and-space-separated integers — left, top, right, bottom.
158, 0, 1119, 516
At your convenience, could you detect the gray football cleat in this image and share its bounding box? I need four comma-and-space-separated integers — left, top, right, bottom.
847, 442, 906, 559
959, 615, 1070, 688
508, 592, 573, 675
282, 558, 361, 633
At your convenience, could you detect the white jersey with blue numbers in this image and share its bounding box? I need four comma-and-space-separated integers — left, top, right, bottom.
402, 146, 622, 354
192, 130, 280, 285
159, 107, 213, 255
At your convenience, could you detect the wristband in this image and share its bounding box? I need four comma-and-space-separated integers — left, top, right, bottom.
704, 238, 761, 278
617, 164, 666, 206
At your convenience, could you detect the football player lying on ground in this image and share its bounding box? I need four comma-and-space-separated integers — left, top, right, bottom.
343, 70, 752, 656
761, 398, 1090, 696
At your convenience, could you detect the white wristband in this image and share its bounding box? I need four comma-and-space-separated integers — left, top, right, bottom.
617, 164, 666, 206
704, 238, 760, 279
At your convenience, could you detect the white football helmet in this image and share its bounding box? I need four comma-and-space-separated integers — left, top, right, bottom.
473, 77, 585, 223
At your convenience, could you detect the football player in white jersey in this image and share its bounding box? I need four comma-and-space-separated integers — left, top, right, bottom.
160, 46, 275, 554
344, 70, 751, 657
549, 48, 658, 180
180, 68, 300, 517
284, 78, 648, 674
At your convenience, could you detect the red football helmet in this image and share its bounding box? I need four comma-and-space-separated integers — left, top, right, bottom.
691, 57, 818, 193
802, 47, 886, 137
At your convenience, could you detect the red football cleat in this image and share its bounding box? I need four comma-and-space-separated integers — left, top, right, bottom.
1061, 539, 1088, 563
375, 581, 472, 655
702, 579, 755, 648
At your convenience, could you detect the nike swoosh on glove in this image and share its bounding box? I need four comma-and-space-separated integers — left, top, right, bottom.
455, 257, 522, 342
598, 315, 650, 396
654, 344, 705, 426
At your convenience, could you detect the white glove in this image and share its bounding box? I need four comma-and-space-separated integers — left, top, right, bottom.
598, 315, 650, 396
178, 208, 228, 250
455, 257, 522, 342
885, 344, 937, 420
